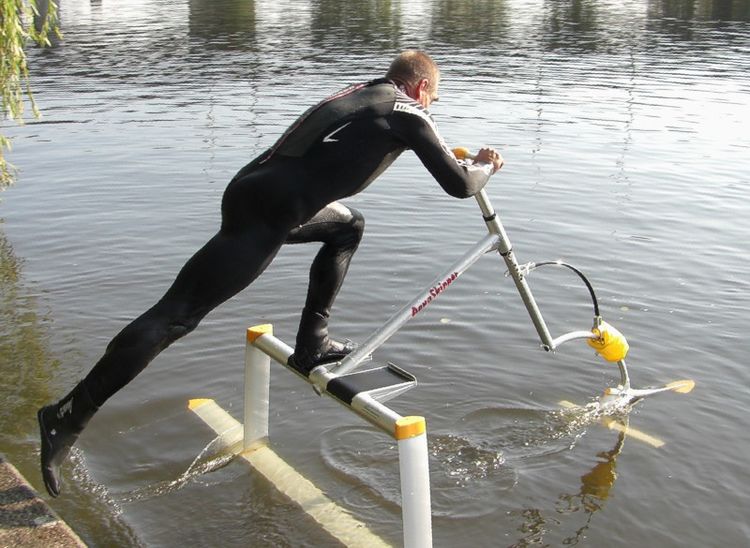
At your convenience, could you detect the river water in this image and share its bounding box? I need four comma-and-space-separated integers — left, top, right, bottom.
1, 0, 749, 546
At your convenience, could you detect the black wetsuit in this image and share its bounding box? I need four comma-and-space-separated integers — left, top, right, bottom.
82, 78, 493, 405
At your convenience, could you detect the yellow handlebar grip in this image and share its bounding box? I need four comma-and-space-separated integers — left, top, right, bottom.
452, 147, 475, 160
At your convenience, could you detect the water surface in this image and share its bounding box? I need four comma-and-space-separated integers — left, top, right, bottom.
1, 0, 749, 546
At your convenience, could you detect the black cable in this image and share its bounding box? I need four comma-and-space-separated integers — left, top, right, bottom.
530, 261, 600, 317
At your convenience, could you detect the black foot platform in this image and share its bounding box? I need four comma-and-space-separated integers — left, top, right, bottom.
326, 363, 417, 405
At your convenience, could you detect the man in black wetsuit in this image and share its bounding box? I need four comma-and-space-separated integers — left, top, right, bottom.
37, 50, 504, 497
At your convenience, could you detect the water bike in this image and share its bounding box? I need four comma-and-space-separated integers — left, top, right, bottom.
307, 147, 695, 413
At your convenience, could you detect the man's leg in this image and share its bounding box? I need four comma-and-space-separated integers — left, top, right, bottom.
285, 202, 365, 373
38, 226, 286, 496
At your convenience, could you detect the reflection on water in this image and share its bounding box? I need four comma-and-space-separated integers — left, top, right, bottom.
651, 0, 750, 23
320, 423, 517, 519
188, 0, 256, 48
511, 425, 627, 547
310, 0, 403, 50
0, 228, 141, 545
430, 0, 511, 46
321, 403, 625, 524
0, 229, 56, 441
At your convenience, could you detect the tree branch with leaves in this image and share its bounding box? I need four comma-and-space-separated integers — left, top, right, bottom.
1, 0, 60, 188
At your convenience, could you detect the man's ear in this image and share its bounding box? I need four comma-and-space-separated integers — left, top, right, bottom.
415, 78, 430, 103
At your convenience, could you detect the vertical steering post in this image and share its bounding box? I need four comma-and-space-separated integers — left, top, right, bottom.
474, 189, 555, 350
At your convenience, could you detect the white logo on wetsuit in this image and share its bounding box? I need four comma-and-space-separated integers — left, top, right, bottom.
323, 122, 352, 143
57, 398, 73, 419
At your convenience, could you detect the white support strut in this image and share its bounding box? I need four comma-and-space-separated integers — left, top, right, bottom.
397, 417, 433, 548
242, 324, 434, 548
244, 327, 271, 449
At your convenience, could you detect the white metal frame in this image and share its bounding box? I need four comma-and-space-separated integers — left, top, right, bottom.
330, 188, 623, 381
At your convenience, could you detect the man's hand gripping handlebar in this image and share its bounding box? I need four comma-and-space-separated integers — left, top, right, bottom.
453, 146, 504, 174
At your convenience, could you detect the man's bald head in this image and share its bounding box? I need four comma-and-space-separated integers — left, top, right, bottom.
386, 50, 440, 93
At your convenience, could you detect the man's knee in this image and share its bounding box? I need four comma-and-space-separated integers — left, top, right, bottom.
141, 302, 205, 348
286, 202, 366, 249
320, 205, 365, 250
347, 207, 365, 243
331, 209, 364, 252
165, 314, 202, 343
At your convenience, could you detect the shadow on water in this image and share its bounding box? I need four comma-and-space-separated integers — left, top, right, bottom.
0, 226, 141, 546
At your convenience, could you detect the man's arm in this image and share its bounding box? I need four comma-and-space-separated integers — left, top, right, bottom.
389, 99, 500, 198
